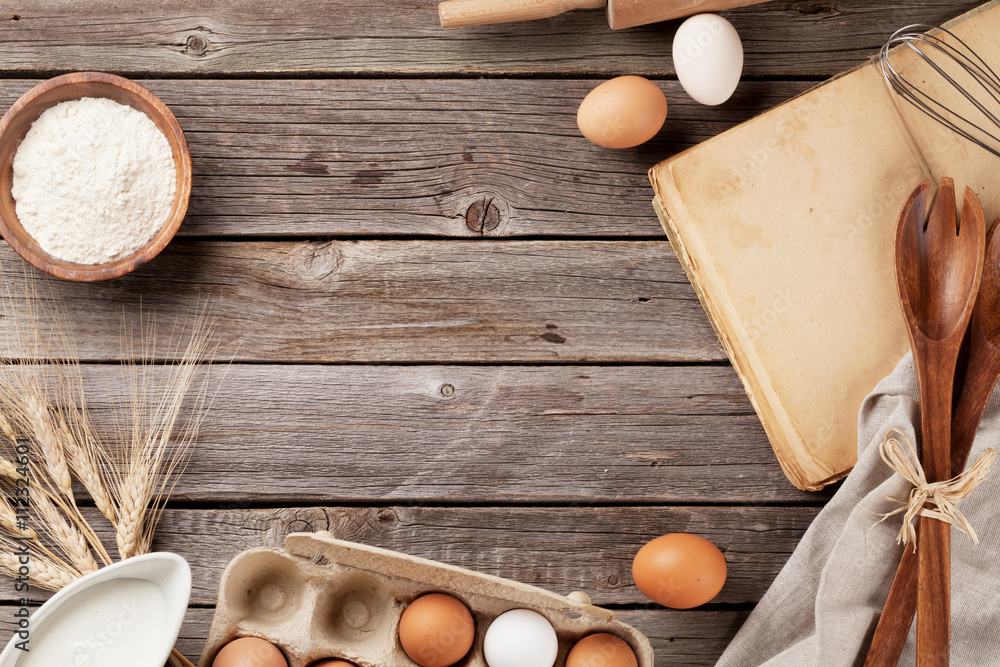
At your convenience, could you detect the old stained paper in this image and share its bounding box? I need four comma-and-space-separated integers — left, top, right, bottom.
650, 2, 1000, 490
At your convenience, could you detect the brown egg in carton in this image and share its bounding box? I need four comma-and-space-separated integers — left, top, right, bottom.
200, 532, 654, 667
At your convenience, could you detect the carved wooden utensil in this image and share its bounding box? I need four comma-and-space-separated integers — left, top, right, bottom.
865, 213, 1000, 667
890, 178, 985, 667
438, 0, 773, 30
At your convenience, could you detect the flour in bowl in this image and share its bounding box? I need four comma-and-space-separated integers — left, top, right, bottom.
11, 97, 176, 265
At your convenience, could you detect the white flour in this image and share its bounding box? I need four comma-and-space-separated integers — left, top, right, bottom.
11, 97, 176, 265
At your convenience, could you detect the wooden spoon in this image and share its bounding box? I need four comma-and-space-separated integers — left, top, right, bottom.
865, 215, 1000, 667
889, 178, 985, 667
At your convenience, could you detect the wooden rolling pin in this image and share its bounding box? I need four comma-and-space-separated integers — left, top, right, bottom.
439, 0, 773, 30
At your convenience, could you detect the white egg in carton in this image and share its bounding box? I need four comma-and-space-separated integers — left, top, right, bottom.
200, 532, 654, 667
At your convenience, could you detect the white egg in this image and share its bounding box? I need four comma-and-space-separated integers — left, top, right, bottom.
672, 14, 744, 106
483, 609, 558, 667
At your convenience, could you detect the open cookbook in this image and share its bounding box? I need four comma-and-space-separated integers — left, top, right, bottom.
649, 1, 1000, 491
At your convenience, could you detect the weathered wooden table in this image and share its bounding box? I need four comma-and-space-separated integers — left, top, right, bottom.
0, 2, 984, 664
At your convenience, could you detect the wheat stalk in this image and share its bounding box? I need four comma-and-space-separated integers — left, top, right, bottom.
29, 484, 98, 574
111, 311, 216, 560
24, 394, 74, 504
0, 456, 18, 481
0, 497, 35, 541
58, 416, 115, 524
1, 392, 114, 567
114, 462, 153, 560
0, 275, 217, 667
0, 547, 78, 592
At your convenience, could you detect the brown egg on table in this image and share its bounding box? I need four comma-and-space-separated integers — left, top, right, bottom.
631, 533, 727, 609
566, 633, 638, 667
577, 76, 667, 149
398, 592, 476, 667
212, 637, 289, 667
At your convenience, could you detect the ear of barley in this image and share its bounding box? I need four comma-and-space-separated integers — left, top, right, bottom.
114, 462, 153, 560
0, 549, 78, 592
32, 486, 98, 574
25, 394, 74, 504
0, 456, 19, 481
58, 417, 115, 524
0, 414, 17, 444
0, 417, 24, 481
111, 311, 216, 560
0, 497, 35, 540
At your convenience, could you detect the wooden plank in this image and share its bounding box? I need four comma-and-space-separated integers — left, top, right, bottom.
0, 606, 750, 666
618, 609, 750, 667
1, 506, 817, 606
1, 241, 726, 364
0, 79, 810, 239
22, 364, 817, 503
0, 1, 981, 77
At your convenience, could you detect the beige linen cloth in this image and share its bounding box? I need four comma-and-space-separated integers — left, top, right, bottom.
716, 353, 1000, 666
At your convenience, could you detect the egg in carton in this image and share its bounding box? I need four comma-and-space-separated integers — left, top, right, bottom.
200, 532, 654, 667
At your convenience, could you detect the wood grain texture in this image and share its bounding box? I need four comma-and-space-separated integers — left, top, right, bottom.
32, 364, 816, 503
0, 240, 726, 363
0, 79, 809, 239
0, 1, 982, 77
0, 606, 750, 666
0, 506, 817, 605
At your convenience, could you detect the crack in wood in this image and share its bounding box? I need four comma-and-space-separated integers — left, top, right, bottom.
466, 197, 501, 234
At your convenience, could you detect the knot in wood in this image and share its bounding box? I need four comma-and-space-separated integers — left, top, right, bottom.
792, 0, 839, 16
296, 242, 342, 281
185, 33, 211, 57
466, 197, 501, 234
375, 508, 396, 524
440, 383, 455, 398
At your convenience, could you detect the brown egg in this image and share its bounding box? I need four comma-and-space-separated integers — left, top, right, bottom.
312, 661, 356, 667
398, 593, 475, 667
632, 533, 727, 609
577, 76, 667, 149
566, 633, 638, 667
212, 637, 288, 667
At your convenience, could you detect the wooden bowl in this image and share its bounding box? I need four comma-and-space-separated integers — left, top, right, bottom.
0, 72, 191, 281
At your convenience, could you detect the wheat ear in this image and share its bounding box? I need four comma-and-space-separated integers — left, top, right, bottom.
114, 461, 153, 560
0, 456, 19, 481
25, 394, 74, 504
112, 311, 216, 560
31, 485, 98, 574
5, 399, 112, 565
0, 497, 35, 541
0, 548, 78, 592
58, 416, 115, 524
0, 489, 90, 567
0, 417, 23, 480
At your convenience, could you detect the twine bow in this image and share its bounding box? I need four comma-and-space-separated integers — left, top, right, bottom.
875, 429, 995, 552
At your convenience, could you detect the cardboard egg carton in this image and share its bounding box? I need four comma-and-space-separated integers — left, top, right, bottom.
200, 532, 654, 667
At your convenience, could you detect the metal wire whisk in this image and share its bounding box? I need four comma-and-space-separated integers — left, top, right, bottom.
880, 24, 1000, 159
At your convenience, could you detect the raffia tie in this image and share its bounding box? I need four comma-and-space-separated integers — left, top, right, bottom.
875, 429, 995, 552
